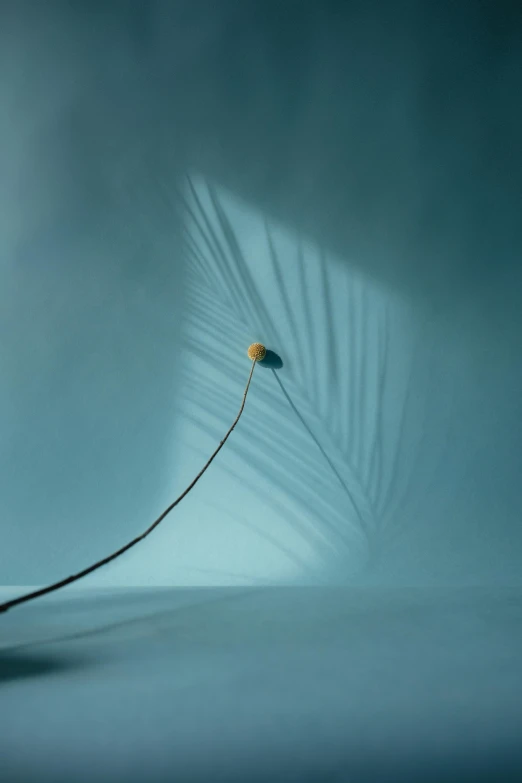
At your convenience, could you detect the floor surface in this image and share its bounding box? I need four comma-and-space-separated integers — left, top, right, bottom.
1, 585, 521, 782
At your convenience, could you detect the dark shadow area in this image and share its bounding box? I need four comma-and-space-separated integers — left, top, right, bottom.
145, 0, 522, 305
259, 350, 283, 370
6, 1, 517, 306
0, 651, 92, 684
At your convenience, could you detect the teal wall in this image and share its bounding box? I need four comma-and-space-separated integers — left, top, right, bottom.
1, 1, 521, 586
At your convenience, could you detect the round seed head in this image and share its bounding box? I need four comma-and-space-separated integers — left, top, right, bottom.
247, 342, 267, 362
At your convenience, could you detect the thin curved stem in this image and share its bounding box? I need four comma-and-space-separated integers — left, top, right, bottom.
0, 360, 257, 615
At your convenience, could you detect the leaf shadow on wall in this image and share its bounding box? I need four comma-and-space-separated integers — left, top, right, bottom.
178, 175, 453, 583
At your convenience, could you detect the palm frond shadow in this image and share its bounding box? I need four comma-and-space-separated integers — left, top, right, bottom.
272, 371, 371, 537
179, 175, 448, 579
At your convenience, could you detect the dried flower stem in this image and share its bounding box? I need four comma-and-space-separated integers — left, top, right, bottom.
0, 359, 258, 615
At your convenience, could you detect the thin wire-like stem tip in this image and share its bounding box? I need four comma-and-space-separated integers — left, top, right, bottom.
0, 357, 259, 615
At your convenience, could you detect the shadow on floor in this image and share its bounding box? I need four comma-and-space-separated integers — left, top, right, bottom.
0, 650, 93, 684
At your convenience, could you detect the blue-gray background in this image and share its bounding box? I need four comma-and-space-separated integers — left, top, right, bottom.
1, 0, 521, 588
2, 4, 522, 783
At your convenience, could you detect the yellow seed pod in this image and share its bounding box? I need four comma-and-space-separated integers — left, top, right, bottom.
247, 342, 267, 362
